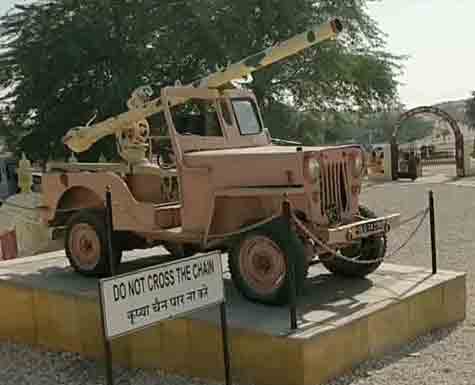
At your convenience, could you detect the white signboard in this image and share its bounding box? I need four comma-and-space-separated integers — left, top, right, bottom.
99, 251, 224, 340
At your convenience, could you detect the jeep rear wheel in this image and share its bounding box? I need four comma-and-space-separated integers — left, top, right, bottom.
229, 218, 307, 305
65, 210, 122, 277
321, 206, 386, 278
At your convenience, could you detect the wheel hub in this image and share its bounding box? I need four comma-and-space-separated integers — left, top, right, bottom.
254, 253, 274, 274
239, 236, 287, 296
68, 223, 101, 270
80, 238, 93, 253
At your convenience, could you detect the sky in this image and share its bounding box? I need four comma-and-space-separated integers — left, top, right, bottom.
1, 0, 474, 109
366, 0, 475, 108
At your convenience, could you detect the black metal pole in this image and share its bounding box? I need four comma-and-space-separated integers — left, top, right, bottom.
101, 187, 115, 385
98, 281, 114, 385
429, 190, 437, 274
282, 200, 298, 330
105, 187, 116, 276
288, 256, 298, 330
220, 302, 232, 385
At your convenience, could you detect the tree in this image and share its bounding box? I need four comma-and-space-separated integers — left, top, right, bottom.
466, 91, 475, 129
0, 0, 403, 161
0, 1, 167, 161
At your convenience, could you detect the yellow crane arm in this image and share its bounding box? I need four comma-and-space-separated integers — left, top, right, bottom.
63, 19, 342, 153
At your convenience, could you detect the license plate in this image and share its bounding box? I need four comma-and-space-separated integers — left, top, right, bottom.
359, 220, 386, 235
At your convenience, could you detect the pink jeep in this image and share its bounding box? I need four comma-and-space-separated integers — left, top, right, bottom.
40, 19, 400, 305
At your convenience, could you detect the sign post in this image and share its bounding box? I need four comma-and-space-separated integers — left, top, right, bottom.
98, 279, 114, 385
99, 187, 116, 385
220, 301, 231, 385
98, 189, 230, 384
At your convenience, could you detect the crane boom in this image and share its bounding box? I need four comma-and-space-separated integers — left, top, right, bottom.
62, 18, 342, 153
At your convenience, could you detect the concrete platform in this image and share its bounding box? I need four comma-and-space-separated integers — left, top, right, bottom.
0, 248, 466, 385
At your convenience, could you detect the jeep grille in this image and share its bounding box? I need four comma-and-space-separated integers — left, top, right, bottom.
320, 160, 351, 220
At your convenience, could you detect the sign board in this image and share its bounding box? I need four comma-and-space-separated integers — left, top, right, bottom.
99, 251, 224, 340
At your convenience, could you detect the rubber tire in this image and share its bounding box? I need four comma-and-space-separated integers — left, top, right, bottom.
228, 217, 307, 306
64, 210, 122, 277
321, 206, 386, 278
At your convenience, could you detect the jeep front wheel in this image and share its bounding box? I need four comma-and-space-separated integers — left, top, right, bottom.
321, 206, 386, 278
65, 210, 122, 277
228, 218, 307, 305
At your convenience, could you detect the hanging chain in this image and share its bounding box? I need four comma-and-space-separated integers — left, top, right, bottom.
385, 207, 429, 258
293, 207, 430, 265
397, 207, 429, 228
1, 196, 430, 264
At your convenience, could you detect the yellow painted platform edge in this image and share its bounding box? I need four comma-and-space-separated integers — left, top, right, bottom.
0, 270, 466, 385
299, 273, 466, 385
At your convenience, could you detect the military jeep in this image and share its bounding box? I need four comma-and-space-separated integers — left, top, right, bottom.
40, 18, 400, 305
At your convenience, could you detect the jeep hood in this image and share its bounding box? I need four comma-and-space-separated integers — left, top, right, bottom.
184, 143, 362, 159
183, 144, 363, 189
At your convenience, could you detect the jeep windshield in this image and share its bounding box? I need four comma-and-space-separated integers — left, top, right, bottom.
231, 98, 262, 135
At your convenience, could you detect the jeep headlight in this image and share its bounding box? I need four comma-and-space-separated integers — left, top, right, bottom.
307, 158, 320, 183
353, 151, 364, 177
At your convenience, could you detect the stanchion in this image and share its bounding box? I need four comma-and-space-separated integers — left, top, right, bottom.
99, 187, 115, 385
105, 187, 116, 276
282, 199, 297, 331
429, 190, 437, 274
219, 302, 232, 385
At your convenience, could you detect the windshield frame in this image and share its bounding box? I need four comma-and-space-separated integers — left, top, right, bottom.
161, 86, 271, 161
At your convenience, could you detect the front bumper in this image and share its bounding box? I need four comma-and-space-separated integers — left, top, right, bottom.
326, 213, 400, 245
